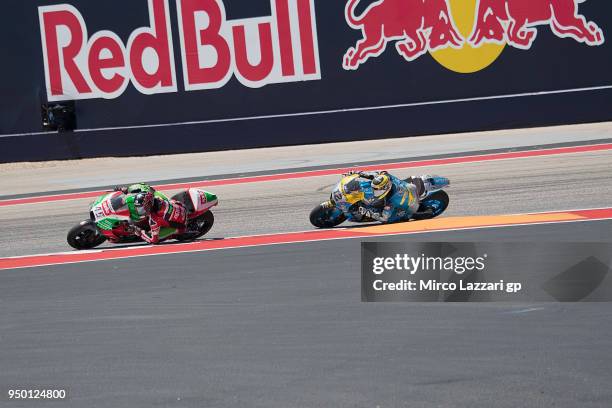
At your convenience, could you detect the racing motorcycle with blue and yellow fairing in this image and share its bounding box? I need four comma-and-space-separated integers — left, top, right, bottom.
309, 172, 449, 228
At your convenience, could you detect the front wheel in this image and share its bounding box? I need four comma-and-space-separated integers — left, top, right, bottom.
67, 220, 106, 250
309, 204, 346, 228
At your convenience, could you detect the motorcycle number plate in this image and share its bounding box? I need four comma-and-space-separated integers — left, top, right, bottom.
92, 204, 105, 221
333, 190, 343, 202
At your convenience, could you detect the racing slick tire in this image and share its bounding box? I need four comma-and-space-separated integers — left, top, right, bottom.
67, 220, 107, 250
309, 204, 347, 228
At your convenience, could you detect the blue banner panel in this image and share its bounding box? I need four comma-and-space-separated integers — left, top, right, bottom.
1, 0, 611, 161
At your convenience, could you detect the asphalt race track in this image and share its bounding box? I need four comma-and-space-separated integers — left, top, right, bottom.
2, 222, 612, 408
1, 130, 612, 407
1, 146, 612, 257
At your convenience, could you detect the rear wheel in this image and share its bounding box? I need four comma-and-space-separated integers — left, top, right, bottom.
309, 204, 346, 228
67, 220, 106, 250
176, 211, 215, 241
413, 190, 449, 220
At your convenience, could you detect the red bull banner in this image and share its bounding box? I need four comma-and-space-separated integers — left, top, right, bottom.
38, 0, 320, 100
343, 0, 604, 71
0, 0, 611, 161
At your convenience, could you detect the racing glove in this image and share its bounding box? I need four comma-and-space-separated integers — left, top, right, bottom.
357, 170, 388, 180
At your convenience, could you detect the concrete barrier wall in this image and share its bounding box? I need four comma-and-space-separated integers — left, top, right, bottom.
1, 0, 611, 162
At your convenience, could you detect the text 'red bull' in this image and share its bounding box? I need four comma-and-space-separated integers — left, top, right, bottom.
39, 0, 320, 101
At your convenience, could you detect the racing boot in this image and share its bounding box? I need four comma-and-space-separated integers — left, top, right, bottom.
406, 176, 426, 199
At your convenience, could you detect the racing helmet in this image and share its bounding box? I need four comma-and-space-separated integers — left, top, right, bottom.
134, 191, 154, 212
128, 183, 155, 194
372, 174, 392, 199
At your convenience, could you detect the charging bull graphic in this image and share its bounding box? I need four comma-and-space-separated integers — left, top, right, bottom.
469, 0, 604, 49
343, 0, 604, 70
343, 0, 463, 70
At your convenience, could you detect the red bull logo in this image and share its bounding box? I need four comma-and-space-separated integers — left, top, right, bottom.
38, 0, 320, 101
343, 0, 604, 72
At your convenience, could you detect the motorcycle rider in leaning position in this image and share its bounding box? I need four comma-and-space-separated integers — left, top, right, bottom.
131, 190, 189, 244
331, 170, 429, 223
112, 183, 190, 244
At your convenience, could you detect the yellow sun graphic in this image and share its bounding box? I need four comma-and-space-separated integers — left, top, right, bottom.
429, 0, 505, 73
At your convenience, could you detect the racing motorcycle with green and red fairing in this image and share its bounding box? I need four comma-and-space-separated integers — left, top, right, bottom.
67, 187, 218, 250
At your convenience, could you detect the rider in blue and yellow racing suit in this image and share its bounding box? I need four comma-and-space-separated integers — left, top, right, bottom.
343, 170, 426, 223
